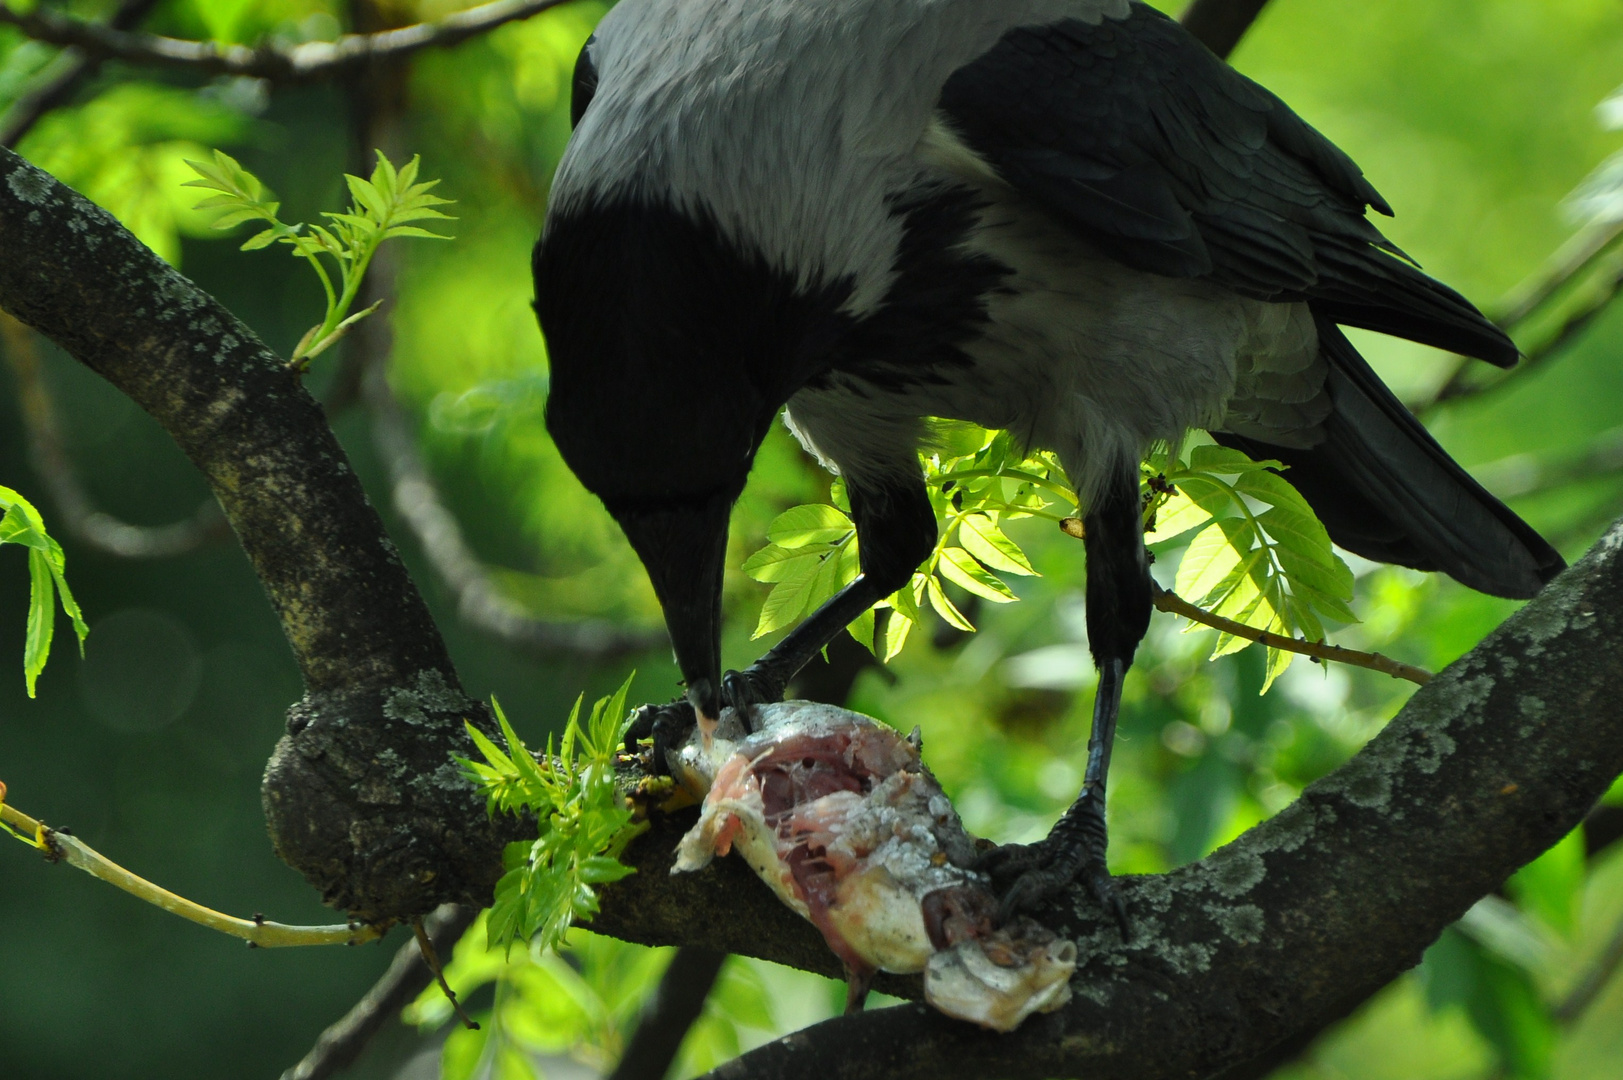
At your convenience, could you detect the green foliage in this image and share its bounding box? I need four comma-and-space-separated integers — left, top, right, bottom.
407, 918, 784, 1080
1146, 443, 1358, 690
461, 677, 645, 957
0, 486, 86, 698
18, 82, 251, 264
744, 428, 1054, 661
184, 148, 454, 366
745, 432, 1353, 688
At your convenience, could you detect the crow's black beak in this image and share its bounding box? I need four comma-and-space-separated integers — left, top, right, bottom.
612, 495, 731, 723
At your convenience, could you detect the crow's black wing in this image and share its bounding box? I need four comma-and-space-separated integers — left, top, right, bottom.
936, 2, 1516, 366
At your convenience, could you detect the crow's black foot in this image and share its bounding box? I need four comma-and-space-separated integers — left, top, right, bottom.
720, 666, 784, 729
976, 792, 1128, 938
624, 699, 696, 776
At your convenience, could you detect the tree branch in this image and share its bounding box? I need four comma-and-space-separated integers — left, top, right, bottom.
0, 145, 520, 924
608, 947, 728, 1080
9, 116, 1623, 1080
1180, 0, 1273, 60
1553, 908, 1623, 1025
0, 782, 380, 947
0, 0, 163, 148
0, 0, 575, 84
282, 905, 477, 1080
1151, 581, 1434, 685
584, 518, 1623, 1080
1472, 424, 1623, 501
362, 347, 667, 660
0, 308, 232, 558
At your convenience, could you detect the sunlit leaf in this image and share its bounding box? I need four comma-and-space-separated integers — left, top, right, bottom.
767, 504, 853, 548
938, 546, 1017, 603
958, 512, 1037, 575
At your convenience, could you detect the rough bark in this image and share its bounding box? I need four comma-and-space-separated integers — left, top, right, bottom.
5, 144, 1623, 1080
0, 147, 516, 923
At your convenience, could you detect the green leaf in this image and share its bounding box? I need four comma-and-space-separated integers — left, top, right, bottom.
847, 607, 877, 654
740, 543, 827, 583
1187, 443, 1282, 474
345, 173, 390, 222
1175, 519, 1253, 606
880, 607, 913, 663
754, 556, 822, 638
925, 576, 975, 631
0, 504, 48, 550
44, 541, 88, 653
24, 547, 55, 698
937, 546, 1017, 603
1146, 489, 1213, 541
767, 504, 853, 548
957, 513, 1037, 575
382, 225, 454, 241
1235, 469, 1318, 522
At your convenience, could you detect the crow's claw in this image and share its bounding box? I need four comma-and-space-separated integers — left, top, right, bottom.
976, 791, 1128, 938
625, 699, 697, 776
721, 667, 783, 729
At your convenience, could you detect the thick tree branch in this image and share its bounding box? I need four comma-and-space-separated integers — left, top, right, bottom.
1180, 0, 1272, 60
0, 0, 574, 83
0, 146, 518, 923
8, 125, 1623, 1080
1, 309, 232, 557
583, 519, 1623, 1080
0, 0, 162, 148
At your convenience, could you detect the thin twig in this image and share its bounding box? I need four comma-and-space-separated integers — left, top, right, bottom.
0, 781, 380, 947
1471, 425, 1623, 501
0, 0, 575, 83
413, 918, 479, 1030
0, 0, 163, 148
281, 905, 477, 1080
0, 309, 231, 558
1427, 259, 1623, 408
608, 948, 728, 1080
1497, 219, 1623, 329
1180, 0, 1273, 59
1152, 582, 1434, 685
1553, 910, 1623, 1024
354, 257, 665, 661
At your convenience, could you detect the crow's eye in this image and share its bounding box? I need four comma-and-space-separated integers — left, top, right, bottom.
570, 34, 598, 129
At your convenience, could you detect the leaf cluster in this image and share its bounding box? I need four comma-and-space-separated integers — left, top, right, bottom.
0, 486, 87, 698
743, 427, 1055, 661
746, 430, 1357, 689
408, 917, 779, 1080
183, 148, 453, 365
461, 677, 646, 956
1145, 444, 1357, 690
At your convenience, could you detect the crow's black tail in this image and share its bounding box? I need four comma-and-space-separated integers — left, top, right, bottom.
1214, 317, 1564, 600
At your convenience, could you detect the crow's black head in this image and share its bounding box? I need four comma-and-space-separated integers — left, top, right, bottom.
534, 195, 844, 718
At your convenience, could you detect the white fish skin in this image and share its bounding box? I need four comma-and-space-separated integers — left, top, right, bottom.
671, 700, 1077, 1032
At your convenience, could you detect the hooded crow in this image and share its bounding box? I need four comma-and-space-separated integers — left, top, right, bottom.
534, 0, 1564, 923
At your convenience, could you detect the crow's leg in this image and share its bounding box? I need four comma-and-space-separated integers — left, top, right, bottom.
980, 466, 1150, 934
721, 575, 888, 713
724, 475, 937, 719
624, 698, 699, 775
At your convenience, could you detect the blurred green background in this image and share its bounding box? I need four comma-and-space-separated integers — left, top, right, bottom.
3, 0, 1623, 1078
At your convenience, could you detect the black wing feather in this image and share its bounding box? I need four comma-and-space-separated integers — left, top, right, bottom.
1214, 318, 1564, 598
936, 1, 1517, 366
